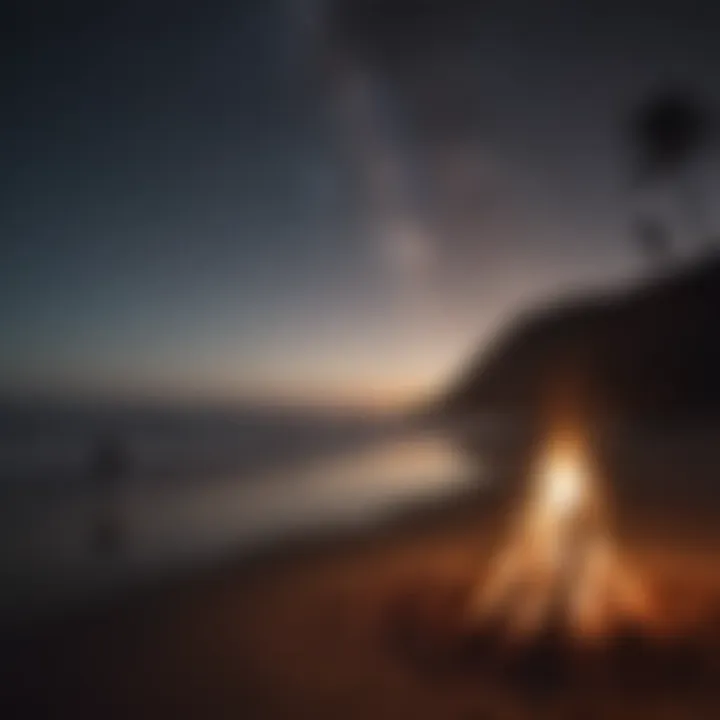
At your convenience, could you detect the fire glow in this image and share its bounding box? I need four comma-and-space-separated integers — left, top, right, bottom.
469, 425, 656, 642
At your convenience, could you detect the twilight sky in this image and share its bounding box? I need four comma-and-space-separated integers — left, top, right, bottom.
3, 0, 720, 408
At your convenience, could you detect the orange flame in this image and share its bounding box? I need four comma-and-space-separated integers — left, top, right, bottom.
470, 424, 655, 641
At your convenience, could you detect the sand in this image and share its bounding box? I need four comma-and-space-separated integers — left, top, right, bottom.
1, 489, 719, 720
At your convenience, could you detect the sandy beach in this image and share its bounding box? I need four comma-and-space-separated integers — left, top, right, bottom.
2, 483, 719, 720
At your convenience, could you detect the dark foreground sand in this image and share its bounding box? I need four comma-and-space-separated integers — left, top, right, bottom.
1, 487, 720, 720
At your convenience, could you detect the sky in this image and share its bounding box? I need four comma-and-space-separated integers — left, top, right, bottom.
3, 0, 720, 409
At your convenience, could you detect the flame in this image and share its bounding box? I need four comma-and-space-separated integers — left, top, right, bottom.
469, 425, 655, 641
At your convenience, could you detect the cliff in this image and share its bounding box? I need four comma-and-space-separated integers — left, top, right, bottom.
444, 255, 720, 425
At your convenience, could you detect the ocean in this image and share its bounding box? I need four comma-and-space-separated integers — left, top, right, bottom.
0, 403, 479, 617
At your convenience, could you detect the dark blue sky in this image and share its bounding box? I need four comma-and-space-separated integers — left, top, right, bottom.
3, 1, 720, 408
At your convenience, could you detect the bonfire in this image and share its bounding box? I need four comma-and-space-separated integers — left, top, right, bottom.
467, 422, 656, 643
393, 411, 716, 701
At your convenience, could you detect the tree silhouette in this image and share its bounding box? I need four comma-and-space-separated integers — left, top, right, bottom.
629, 91, 712, 263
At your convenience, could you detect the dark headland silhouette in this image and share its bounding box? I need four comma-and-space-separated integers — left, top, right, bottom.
443, 254, 720, 426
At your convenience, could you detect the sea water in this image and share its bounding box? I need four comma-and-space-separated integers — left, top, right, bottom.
0, 404, 479, 617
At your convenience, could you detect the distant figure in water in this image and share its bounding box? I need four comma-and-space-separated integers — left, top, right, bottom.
90, 434, 128, 553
